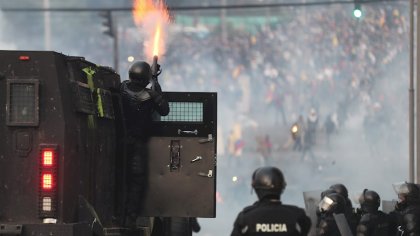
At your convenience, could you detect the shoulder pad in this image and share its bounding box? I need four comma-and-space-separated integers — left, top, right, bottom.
403, 213, 417, 222
356, 224, 368, 234
242, 202, 259, 213
404, 213, 419, 232
282, 204, 305, 212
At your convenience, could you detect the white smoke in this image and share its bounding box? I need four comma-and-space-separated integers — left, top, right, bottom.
0, 11, 16, 50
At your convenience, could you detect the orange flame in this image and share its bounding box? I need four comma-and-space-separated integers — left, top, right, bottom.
132, 0, 170, 60
153, 24, 161, 56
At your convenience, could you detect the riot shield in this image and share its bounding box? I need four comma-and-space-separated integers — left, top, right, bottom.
381, 200, 397, 214
303, 190, 322, 236
140, 92, 217, 218
333, 213, 353, 236
392, 182, 406, 194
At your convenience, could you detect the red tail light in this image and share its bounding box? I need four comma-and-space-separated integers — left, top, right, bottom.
39, 144, 58, 218
42, 150, 54, 166
42, 173, 53, 190
19, 55, 30, 61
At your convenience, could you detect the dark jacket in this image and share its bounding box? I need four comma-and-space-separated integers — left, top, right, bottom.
316, 214, 340, 236
356, 210, 395, 236
120, 80, 169, 141
390, 202, 420, 236
231, 199, 311, 236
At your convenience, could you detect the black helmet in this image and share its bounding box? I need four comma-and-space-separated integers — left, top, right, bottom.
321, 189, 336, 199
252, 166, 286, 199
128, 61, 152, 86
318, 193, 346, 214
359, 189, 380, 213
329, 183, 349, 199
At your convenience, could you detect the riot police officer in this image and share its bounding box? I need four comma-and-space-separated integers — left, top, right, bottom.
316, 192, 346, 236
231, 166, 311, 235
389, 182, 420, 235
121, 61, 169, 226
356, 189, 395, 236
329, 184, 353, 214
315, 189, 337, 226
329, 183, 358, 232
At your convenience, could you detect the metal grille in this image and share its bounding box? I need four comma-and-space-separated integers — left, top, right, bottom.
73, 83, 95, 115
160, 102, 203, 122
9, 84, 36, 124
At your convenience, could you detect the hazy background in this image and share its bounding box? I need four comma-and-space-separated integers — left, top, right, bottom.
0, 0, 410, 235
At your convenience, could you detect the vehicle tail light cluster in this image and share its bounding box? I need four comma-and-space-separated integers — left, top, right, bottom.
39, 144, 58, 218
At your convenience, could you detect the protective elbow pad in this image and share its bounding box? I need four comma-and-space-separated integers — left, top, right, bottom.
404, 214, 418, 232
356, 224, 368, 236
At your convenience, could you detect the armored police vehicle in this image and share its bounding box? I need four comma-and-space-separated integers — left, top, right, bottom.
0, 50, 217, 235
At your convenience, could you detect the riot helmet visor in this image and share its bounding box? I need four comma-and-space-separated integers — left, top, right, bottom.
319, 196, 335, 212
393, 182, 420, 202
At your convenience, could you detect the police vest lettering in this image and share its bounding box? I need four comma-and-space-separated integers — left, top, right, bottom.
256, 223, 287, 232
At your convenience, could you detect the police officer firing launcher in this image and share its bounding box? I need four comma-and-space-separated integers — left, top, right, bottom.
120, 60, 170, 226
231, 166, 311, 236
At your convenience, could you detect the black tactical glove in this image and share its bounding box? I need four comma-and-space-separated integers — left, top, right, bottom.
152, 81, 162, 93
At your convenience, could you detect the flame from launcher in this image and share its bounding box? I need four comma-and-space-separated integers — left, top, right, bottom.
153, 25, 161, 56
132, 0, 170, 60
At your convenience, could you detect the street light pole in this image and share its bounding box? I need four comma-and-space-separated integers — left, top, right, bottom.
416, 0, 420, 184
43, 0, 51, 50
100, 10, 119, 73
409, 0, 415, 183
113, 24, 119, 73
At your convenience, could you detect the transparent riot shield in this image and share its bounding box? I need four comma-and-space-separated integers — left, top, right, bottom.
333, 213, 353, 236
303, 190, 322, 236
381, 200, 397, 214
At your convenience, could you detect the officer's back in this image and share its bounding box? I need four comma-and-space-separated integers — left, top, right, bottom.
356, 189, 395, 236
231, 166, 311, 235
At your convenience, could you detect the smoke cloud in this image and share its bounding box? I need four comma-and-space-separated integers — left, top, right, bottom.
0, 11, 16, 50
0, 1, 411, 235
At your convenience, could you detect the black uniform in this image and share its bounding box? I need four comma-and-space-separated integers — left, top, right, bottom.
120, 80, 169, 140
391, 202, 420, 236
316, 216, 340, 236
231, 199, 311, 236
328, 184, 358, 233
232, 167, 311, 236
120, 62, 169, 222
356, 211, 393, 236
355, 189, 396, 236
390, 183, 420, 236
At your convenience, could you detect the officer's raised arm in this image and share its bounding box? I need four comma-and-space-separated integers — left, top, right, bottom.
149, 89, 169, 116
